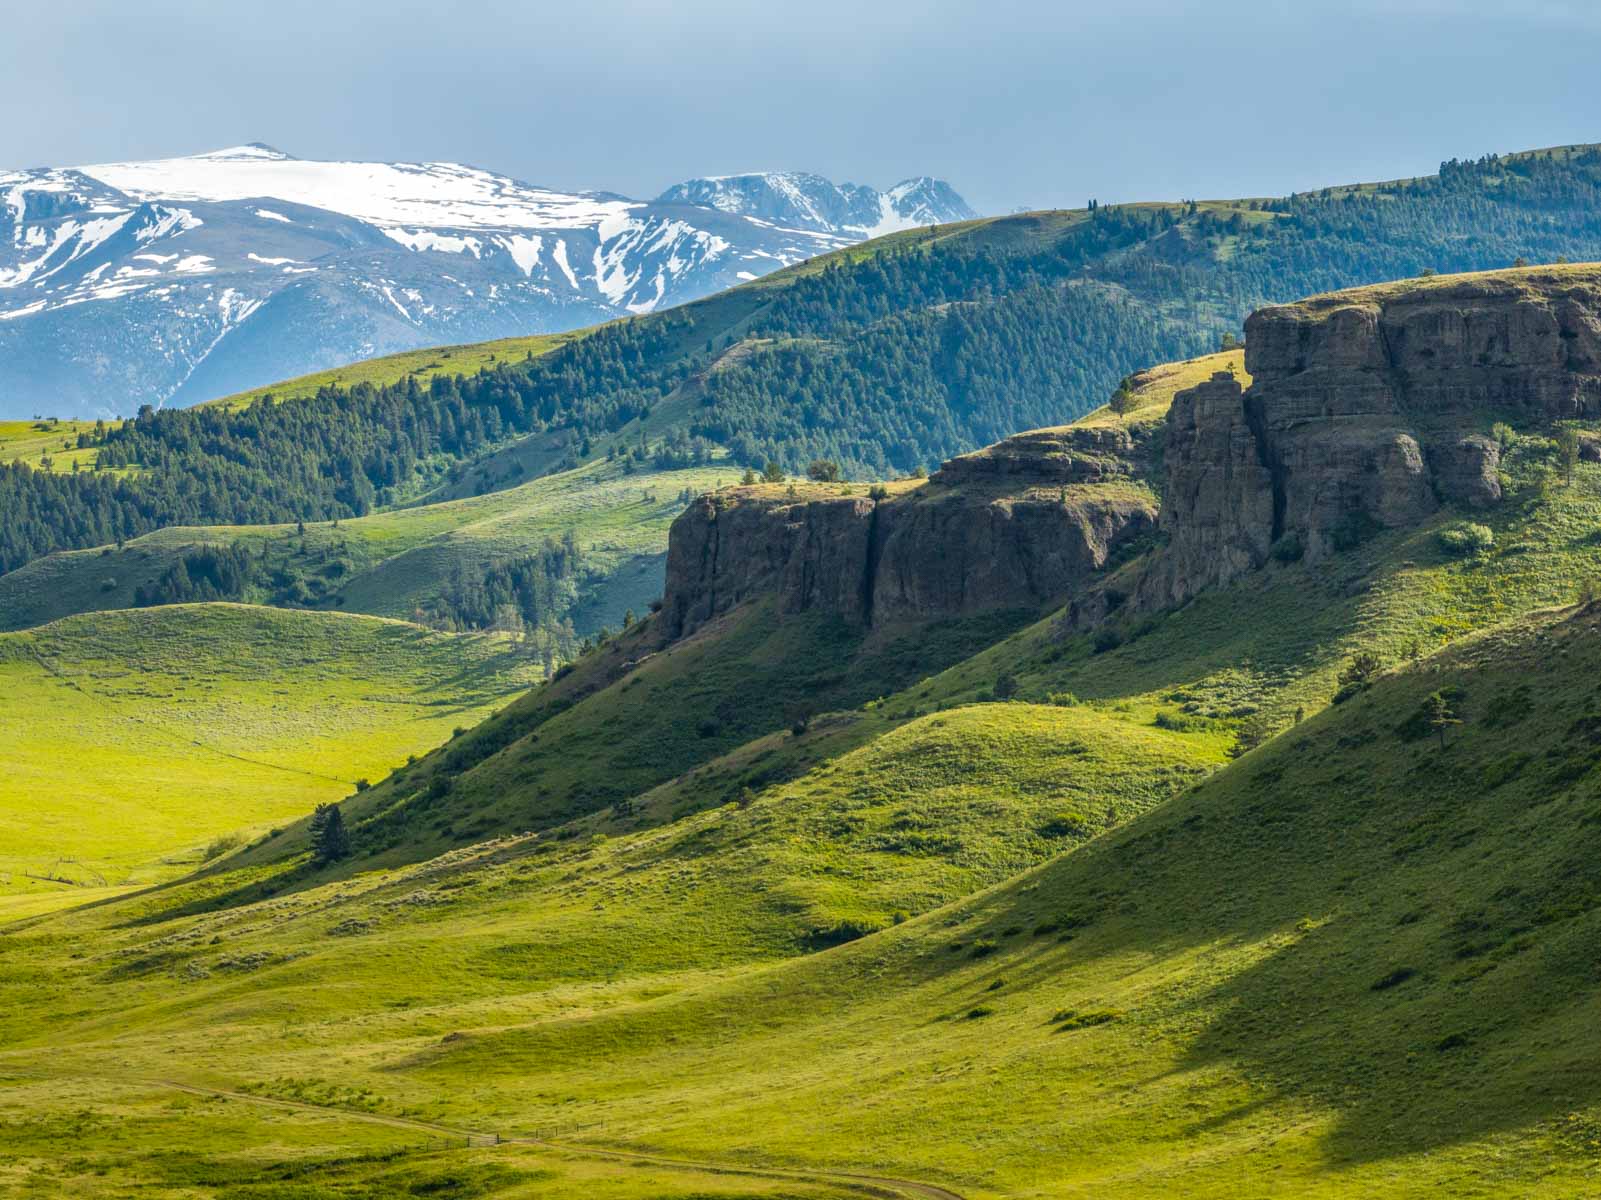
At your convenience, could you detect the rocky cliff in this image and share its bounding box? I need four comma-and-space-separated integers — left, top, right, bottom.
660, 421, 1160, 638
662, 267, 1601, 644
1135, 267, 1601, 609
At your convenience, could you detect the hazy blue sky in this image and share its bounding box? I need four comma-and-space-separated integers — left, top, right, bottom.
9, 0, 1601, 213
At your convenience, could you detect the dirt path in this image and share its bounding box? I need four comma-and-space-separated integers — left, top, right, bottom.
156, 1079, 968, 1200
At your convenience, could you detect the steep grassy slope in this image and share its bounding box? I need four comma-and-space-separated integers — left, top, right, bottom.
373, 602, 1601, 1198
4, 595, 1600, 1196
0, 604, 542, 902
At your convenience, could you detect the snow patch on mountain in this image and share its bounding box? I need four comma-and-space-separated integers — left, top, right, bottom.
0, 146, 973, 418
656, 171, 975, 237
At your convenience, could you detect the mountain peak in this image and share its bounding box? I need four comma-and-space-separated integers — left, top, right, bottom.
655, 170, 976, 237
194, 143, 295, 161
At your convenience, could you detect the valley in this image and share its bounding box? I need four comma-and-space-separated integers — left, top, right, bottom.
5, 261, 1601, 1196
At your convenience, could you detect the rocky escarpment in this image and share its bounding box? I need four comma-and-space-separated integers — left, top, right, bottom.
661, 423, 1159, 638
1134, 268, 1601, 610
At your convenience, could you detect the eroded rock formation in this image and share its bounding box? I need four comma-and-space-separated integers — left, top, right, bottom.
663, 268, 1601, 642
661, 424, 1159, 638
1138, 269, 1601, 609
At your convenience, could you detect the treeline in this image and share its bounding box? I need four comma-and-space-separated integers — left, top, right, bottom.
417, 536, 584, 667
10, 150, 1601, 570
133, 544, 257, 607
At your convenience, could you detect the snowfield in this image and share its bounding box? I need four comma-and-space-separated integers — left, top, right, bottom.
0, 145, 973, 418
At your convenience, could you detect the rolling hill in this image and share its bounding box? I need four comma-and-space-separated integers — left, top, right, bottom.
0, 603, 544, 915
5, 267, 1601, 1197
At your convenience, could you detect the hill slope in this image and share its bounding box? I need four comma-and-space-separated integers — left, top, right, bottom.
0, 604, 542, 907
10, 267, 1601, 1197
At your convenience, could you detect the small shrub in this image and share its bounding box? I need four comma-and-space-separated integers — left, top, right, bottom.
1154, 710, 1213, 733
993, 673, 1020, 700
1046, 691, 1079, 707
1038, 813, 1090, 839
1370, 967, 1417, 991
965, 1006, 995, 1020
1331, 509, 1381, 552
1333, 651, 1383, 704
201, 833, 243, 862
803, 919, 884, 950
969, 938, 998, 959
868, 483, 890, 501
1270, 533, 1304, 563
1050, 1008, 1121, 1030
1438, 522, 1494, 557
1092, 626, 1123, 655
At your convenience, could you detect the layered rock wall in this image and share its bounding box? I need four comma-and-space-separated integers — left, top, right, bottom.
1138, 270, 1601, 609
665, 269, 1601, 641
661, 425, 1159, 638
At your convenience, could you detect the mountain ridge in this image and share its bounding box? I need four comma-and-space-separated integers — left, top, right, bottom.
0, 146, 973, 418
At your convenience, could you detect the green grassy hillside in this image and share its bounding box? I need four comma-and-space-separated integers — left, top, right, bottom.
0, 458, 733, 637
0, 604, 543, 905
4, 596, 1600, 1196
202, 330, 587, 412
5, 350, 1601, 1196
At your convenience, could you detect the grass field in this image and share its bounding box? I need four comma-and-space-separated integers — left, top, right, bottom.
3, 594, 1600, 1196
0, 417, 109, 472
8, 338, 1601, 1195
0, 604, 543, 898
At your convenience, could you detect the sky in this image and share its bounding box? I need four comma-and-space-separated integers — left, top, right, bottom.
9, 0, 1601, 215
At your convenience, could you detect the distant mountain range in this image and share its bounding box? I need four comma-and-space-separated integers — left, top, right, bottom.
0, 145, 975, 418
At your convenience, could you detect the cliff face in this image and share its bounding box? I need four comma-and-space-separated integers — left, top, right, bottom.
664, 269, 1601, 643
661, 424, 1159, 638
1137, 269, 1601, 609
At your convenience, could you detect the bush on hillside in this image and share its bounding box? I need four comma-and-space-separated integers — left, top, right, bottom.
1438, 522, 1494, 556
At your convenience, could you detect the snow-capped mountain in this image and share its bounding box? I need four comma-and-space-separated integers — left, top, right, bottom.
655, 172, 976, 237
0, 146, 973, 418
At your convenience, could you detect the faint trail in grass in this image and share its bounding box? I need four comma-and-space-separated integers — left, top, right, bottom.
153, 1079, 968, 1200
24, 644, 354, 786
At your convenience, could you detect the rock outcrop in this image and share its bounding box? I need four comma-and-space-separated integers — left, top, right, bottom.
665, 268, 1601, 643
661, 425, 1159, 638
1137, 269, 1601, 609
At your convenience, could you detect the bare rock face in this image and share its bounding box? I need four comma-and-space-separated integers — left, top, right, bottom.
667, 270, 1601, 643
1138, 270, 1601, 609
661, 429, 1159, 638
